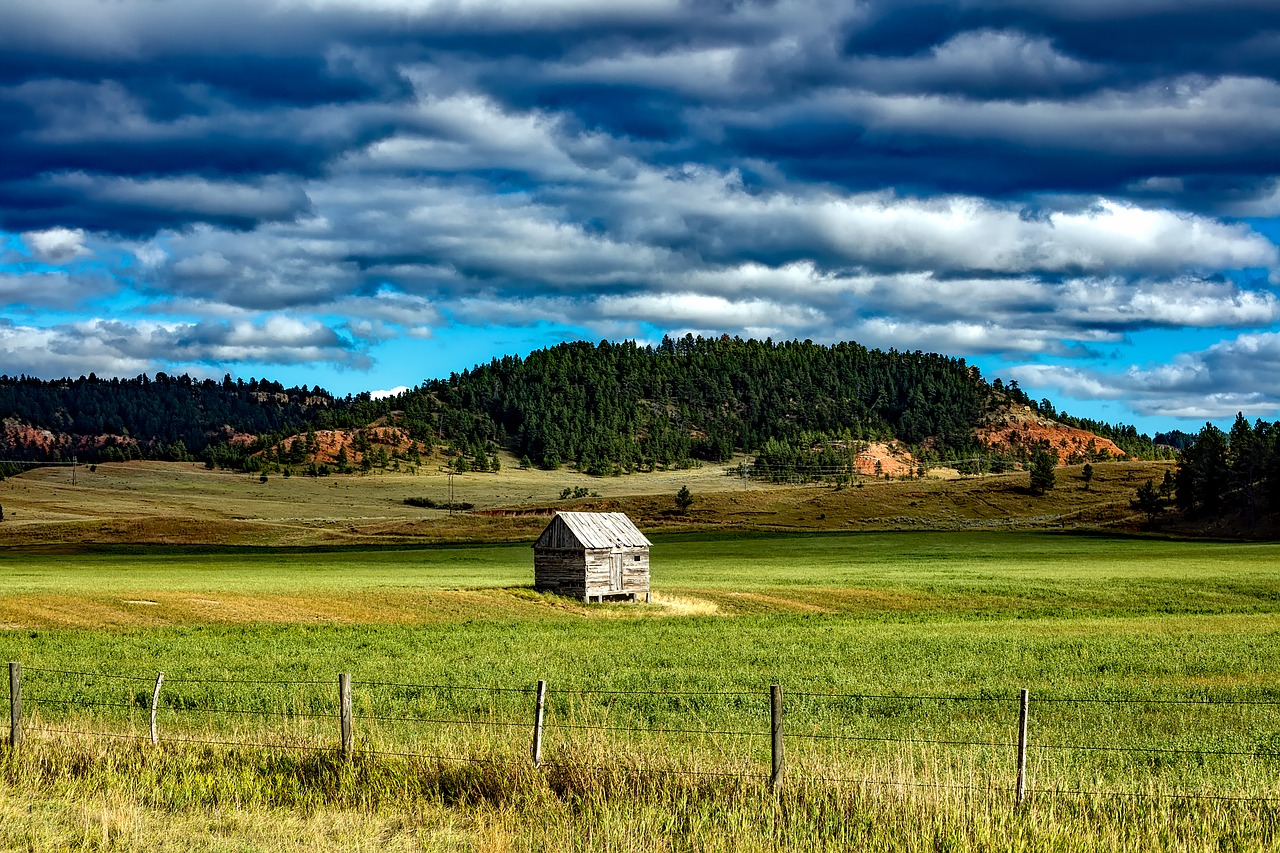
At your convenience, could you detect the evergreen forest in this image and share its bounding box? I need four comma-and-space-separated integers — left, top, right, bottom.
1172, 415, 1280, 526
0, 336, 1157, 478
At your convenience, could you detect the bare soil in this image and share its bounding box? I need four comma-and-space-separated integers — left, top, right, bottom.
977, 409, 1127, 462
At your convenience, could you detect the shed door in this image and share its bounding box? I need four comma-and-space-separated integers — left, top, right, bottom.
610, 552, 624, 591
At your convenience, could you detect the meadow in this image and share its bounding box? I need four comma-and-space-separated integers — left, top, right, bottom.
3, 531, 1280, 850
0, 456, 1177, 547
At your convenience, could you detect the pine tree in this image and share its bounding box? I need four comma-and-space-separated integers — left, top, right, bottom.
1134, 479, 1163, 525
1029, 449, 1056, 495
675, 485, 694, 513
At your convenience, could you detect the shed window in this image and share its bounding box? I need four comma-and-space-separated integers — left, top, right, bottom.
634, 555, 642, 561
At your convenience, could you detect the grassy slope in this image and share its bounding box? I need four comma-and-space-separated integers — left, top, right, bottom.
0, 457, 1176, 547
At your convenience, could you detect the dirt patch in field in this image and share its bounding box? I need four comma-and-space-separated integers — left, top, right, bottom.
707, 591, 834, 615
652, 594, 721, 617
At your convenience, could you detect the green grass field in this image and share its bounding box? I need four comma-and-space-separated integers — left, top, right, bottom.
4, 531, 1280, 851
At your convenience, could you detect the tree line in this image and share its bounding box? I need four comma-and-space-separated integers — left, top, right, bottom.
0, 373, 327, 465
1171, 414, 1280, 526
404, 335, 995, 472
0, 336, 1165, 475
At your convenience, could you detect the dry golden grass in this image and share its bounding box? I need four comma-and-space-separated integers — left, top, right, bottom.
4, 731, 1276, 852
0, 587, 640, 629
0, 457, 1176, 548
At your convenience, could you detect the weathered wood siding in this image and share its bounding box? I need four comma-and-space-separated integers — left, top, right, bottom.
534, 546, 649, 597
534, 548, 587, 594
536, 518, 585, 550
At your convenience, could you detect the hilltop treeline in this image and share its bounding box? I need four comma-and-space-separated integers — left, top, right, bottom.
0, 373, 327, 466
364, 336, 994, 473
1174, 415, 1280, 526
0, 336, 1162, 474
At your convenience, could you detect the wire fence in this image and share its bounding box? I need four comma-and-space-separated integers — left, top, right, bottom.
7, 661, 1280, 804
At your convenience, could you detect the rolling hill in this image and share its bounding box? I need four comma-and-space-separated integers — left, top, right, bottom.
0, 336, 1161, 478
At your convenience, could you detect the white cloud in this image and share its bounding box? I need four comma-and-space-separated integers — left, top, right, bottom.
0, 316, 369, 379
21, 227, 90, 263
597, 170, 1279, 277
117, 166, 1279, 367
46, 173, 311, 222
709, 74, 1280, 170
369, 385, 410, 398
547, 46, 746, 97
1009, 332, 1280, 420
850, 29, 1102, 94
0, 270, 115, 309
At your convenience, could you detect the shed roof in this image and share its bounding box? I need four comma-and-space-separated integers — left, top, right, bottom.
535, 511, 652, 550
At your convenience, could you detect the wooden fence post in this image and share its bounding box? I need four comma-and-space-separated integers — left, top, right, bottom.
8, 662, 20, 749
1016, 688, 1029, 805
770, 684, 784, 790
339, 673, 353, 758
149, 672, 165, 746
531, 680, 547, 767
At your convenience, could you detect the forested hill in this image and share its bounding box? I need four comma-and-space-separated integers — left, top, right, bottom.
335, 336, 1156, 470
385, 336, 991, 472
0, 337, 1157, 470
0, 373, 331, 463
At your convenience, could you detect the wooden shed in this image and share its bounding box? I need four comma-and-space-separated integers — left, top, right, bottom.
533, 511, 651, 603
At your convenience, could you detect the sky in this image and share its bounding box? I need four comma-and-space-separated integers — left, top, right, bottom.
2, 0, 1280, 434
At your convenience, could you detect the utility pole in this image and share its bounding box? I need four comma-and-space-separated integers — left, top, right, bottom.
71, 455, 77, 486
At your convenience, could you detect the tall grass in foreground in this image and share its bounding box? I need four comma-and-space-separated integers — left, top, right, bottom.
18, 665, 1280, 799
3, 731, 1276, 852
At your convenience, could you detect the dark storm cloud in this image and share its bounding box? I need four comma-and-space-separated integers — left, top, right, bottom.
839, 1, 1280, 75
3, 0, 1278, 236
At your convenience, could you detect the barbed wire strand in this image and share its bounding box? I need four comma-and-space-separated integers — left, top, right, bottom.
24, 667, 156, 683
1034, 742, 1278, 758
541, 760, 759, 781
1034, 696, 1280, 708
801, 773, 1014, 794
545, 721, 764, 737
355, 713, 529, 729
35, 726, 332, 753
36, 727, 147, 742
789, 690, 1011, 703
358, 680, 534, 694
1043, 787, 1280, 804
789, 731, 1016, 748
26, 698, 139, 711
23, 667, 331, 687
553, 686, 761, 698
28, 668, 1277, 708
165, 705, 340, 721
160, 675, 332, 687
364, 749, 511, 765
155, 734, 333, 753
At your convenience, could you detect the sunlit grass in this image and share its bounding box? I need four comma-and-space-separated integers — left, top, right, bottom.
3, 530, 1280, 849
